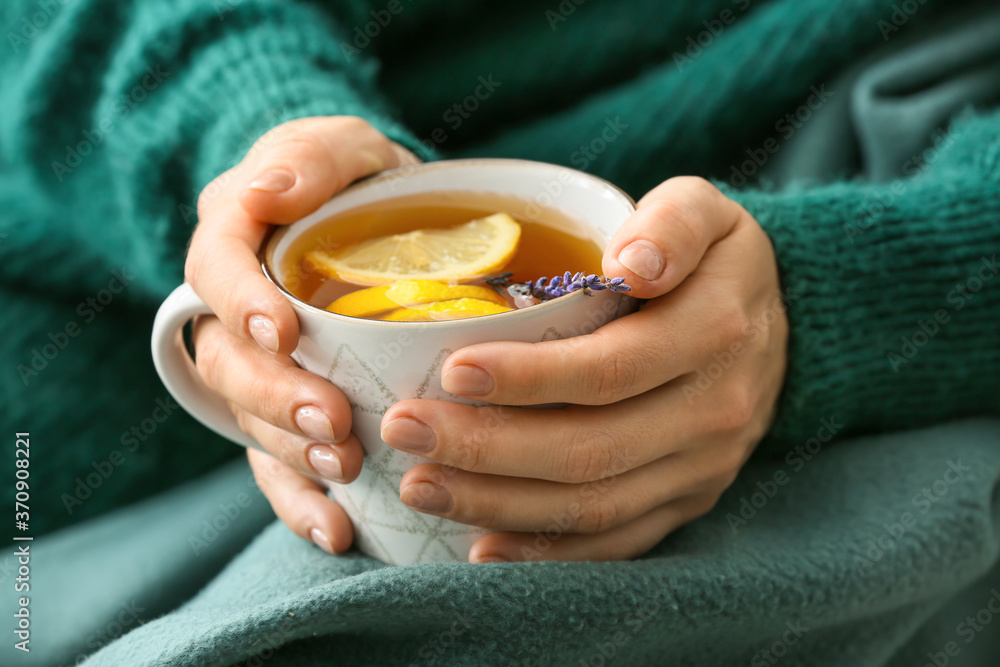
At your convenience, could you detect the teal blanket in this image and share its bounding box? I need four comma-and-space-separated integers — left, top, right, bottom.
2, 420, 997, 665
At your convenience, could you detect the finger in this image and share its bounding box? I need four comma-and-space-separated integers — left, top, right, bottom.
602, 176, 746, 298
381, 385, 752, 483
193, 315, 352, 443
236, 116, 407, 223
468, 493, 718, 563
185, 195, 297, 355
397, 443, 736, 533
185, 117, 406, 357
440, 284, 749, 406
248, 447, 354, 555
233, 403, 364, 485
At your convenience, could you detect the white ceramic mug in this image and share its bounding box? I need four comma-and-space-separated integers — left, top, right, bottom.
151, 159, 636, 565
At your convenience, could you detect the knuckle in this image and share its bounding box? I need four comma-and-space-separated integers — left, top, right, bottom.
247, 373, 286, 425
194, 328, 225, 391
460, 489, 503, 529
332, 115, 375, 135
592, 342, 642, 403
709, 444, 747, 482
252, 450, 285, 489
271, 132, 325, 163
675, 175, 719, 201
719, 303, 752, 347
183, 244, 205, 287
195, 170, 232, 216
671, 208, 705, 255
716, 385, 756, 433
575, 498, 622, 534
232, 404, 250, 435
690, 494, 722, 522
559, 429, 616, 483
451, 425, 487, 472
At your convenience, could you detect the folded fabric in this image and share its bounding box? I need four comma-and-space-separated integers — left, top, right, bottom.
2, 419, 990, 666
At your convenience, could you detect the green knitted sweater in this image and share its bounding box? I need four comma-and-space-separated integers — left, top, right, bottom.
3, 0, 998, 535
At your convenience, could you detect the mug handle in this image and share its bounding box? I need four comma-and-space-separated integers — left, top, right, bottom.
151, 283, 265, 451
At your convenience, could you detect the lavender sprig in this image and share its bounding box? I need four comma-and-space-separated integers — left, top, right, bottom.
493, 271, 631, 302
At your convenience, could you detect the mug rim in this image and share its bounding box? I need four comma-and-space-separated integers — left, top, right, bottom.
259, 158, 636, 328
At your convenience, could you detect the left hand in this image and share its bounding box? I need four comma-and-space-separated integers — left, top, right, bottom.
380, 176, 788, 562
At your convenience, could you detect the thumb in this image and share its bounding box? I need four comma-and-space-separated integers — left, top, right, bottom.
602, 176, 744, 299
236, 116, 417, 224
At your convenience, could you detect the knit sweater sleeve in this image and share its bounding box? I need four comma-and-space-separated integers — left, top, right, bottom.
0, 0, 430, 296
722, 109, 1000, 454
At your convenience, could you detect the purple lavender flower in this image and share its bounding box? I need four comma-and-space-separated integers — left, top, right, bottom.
490, 271, 632, 302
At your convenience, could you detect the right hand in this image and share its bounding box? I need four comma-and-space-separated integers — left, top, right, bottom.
184, 116, 420, 555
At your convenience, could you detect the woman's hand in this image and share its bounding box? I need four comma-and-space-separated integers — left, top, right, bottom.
381, 177, 788, 562
185, 116, 419, 555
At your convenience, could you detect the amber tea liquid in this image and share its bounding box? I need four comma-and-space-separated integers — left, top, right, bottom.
280, 191, 604, 314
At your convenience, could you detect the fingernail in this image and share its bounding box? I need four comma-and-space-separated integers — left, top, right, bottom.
248, 315, 279, 353
308, 444, 343, 482
310, 527, 335, 554
381, 417, 436, 453
475, 555, 510, 563
400, 481, 453, 513
617, 241, 664, 281
441, 365, 493, 396
247, 169, 295, 193
296, 405, 336, 442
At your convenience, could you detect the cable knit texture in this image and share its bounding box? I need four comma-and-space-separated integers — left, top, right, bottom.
1, 0, 999, 664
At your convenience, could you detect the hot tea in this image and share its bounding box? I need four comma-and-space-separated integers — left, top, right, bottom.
279, 191, 606, 321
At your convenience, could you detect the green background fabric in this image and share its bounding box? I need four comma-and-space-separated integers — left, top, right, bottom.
1, 0, 999, 664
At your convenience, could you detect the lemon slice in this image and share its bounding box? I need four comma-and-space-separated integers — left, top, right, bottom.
385, 280, 506, 308
324, 285, 395, 318
326, 280, 507, 318
306, 213, 521, 285
381, 297, 512, 322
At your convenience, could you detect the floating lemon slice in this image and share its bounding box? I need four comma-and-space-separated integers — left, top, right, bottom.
381, 297, 512, 322
326, 280, 507, 318
306, 213, 521, 286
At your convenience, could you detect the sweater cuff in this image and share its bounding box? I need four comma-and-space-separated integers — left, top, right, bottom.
719, 124, 1000, 453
